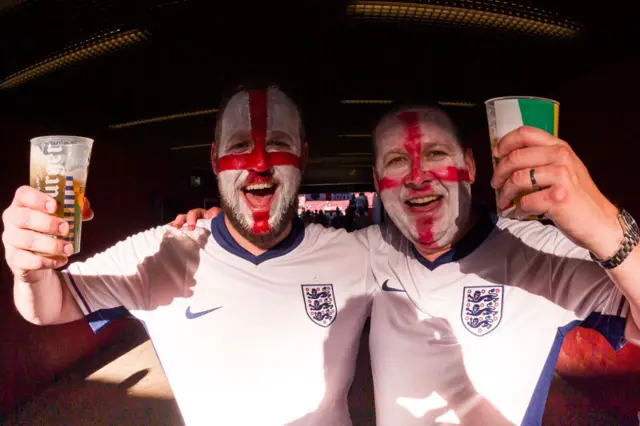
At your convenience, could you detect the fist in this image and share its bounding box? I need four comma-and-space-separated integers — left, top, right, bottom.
2, 186, 93, 283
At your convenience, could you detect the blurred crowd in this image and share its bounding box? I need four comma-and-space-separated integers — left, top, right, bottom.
299, 192, 371, 231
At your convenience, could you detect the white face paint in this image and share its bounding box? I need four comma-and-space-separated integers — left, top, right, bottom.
215, 87, 303, 242
374, 108, 474, 251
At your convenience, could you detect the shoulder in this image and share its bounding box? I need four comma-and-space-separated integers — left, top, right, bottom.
299, 224, 374, 262
86, 224, 211, 262
493, 217, 587, 260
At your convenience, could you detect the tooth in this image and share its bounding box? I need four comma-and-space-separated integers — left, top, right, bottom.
409, 196, 438, 204
245, 182, 274, 190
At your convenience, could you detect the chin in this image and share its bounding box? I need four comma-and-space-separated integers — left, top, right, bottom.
221, 194, 298, 248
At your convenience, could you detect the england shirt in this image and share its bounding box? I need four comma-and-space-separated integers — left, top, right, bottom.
62, 214, 374, 426
366, 211, 628, 426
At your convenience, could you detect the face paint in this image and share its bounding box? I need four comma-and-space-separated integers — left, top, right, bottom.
216, 87, 303, 243
374, 108, 473, 251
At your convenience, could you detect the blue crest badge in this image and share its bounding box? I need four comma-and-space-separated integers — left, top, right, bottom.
461, 286, 503, 336
302, 284, 337, 327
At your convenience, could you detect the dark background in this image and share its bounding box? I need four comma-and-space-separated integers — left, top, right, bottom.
1, 0, 639, 423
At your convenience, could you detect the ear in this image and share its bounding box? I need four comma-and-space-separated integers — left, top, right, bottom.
211, 142, 218, 175
464, 148, 476, 184
299, 141, 309, 172
372, 166, 380, 193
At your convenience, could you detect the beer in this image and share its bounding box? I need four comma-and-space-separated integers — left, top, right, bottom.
30, 136, 93, 254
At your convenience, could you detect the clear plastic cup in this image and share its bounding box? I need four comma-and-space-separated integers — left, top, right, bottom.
30, 136, 94, 254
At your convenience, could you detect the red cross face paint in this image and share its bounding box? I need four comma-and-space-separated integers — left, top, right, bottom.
216, 87, 303, 240
374, 108, 473, 250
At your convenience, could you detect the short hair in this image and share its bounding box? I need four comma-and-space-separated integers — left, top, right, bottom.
214, 80, 306, 152
371, 104, 468, 158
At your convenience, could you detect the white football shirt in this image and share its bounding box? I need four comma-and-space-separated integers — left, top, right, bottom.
366, 211, 628, 426
62, 214, 374, 426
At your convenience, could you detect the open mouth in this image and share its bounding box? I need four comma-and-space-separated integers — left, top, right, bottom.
405, 195, 443, 210
242, 182, 278, 210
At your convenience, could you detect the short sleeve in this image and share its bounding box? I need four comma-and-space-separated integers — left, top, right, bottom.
518, 222, 628, 350
62, 225, 208, 332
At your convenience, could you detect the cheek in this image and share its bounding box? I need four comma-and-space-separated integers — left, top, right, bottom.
376, 164, 406, 192
273, 166, 301, 195
379, 187, 404, 213
217, 170, 244, 190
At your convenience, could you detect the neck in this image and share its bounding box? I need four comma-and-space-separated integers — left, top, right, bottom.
414, 207, 480, 262
224, 215, 293, 256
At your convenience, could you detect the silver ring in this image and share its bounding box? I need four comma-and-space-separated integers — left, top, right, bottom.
530, 168, 541, 192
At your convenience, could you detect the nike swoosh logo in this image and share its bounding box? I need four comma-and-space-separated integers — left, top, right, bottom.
381, 279, 405, 292
185, 306, 222, 319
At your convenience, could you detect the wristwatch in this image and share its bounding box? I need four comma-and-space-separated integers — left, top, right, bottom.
590, 209, 640, 269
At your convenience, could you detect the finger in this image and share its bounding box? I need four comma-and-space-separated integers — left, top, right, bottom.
82, 197, 94, 221
491, 145, 567, 189
3, 206, 70, 236
494, 126, 564, 159
3, 226, 74, 257
204, 207, 221, 219
496, 165, 573, 211
5, 247, 68, 272
12, 186, 57, 214
511, 186, 569, 219
186, 209, 205, 229
169, 214, 187, 228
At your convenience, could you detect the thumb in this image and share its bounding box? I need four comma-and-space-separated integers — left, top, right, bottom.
204, 207, 221, 219
82, 197, 94, 221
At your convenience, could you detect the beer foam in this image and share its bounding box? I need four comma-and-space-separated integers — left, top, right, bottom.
70, 167, 88, 185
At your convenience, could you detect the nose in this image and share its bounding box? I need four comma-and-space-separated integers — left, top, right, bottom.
405, 159, 433, 188
248, 145, 272, 173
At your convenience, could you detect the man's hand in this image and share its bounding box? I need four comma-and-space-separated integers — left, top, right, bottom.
169, 207, 221, 230
491, 126, 622, 259
2, 186, 94, 283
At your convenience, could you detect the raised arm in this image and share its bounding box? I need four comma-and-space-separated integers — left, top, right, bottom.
3, 186, 91, 325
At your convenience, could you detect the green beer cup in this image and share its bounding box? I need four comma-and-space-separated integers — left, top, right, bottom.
485, 96, 560, 219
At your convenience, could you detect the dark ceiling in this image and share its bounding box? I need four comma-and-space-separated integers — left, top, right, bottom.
0, 0, 638, 189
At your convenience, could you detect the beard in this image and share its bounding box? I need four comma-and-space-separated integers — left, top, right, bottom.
218, 166, 301, 248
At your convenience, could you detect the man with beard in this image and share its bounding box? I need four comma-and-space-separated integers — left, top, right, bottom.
2, 84, 373, 425
176, 105, 640, 425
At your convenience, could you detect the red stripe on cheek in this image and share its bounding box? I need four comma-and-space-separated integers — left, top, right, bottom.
217, 152, 300, 172
378, 177, 401, 191
433, 166, 470, 182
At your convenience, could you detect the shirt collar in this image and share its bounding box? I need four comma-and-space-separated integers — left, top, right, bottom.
412, 207, 498, 271
211, 212, 305, 265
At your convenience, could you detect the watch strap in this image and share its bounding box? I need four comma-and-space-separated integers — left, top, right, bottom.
590, 209, 640, 269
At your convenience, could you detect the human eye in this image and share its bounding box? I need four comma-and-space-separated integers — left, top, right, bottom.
427, 150, 448, 160
385, 155, 408, 168
227, 140, 252, 154
266, 140, 292, 152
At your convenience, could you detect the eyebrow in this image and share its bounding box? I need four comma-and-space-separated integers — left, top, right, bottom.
269, 130, 294, 143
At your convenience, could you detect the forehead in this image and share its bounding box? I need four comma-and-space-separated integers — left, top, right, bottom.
374, 108, 460, 151
219, 87, 302, 143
